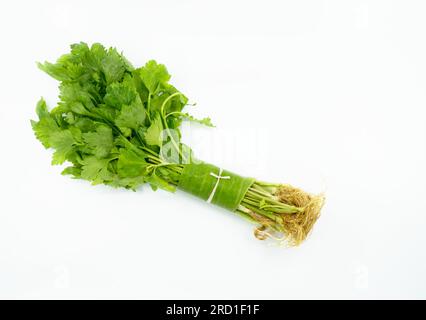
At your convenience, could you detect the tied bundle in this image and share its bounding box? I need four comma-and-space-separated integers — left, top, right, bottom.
32, 43, 324, 246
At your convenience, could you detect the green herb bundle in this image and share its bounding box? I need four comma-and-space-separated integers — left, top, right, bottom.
32, 43, 324, 246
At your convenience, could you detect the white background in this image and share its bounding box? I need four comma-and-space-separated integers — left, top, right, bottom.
0, 0, 425, 299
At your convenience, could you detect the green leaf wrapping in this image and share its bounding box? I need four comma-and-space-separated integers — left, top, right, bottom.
178, 163, 255, 211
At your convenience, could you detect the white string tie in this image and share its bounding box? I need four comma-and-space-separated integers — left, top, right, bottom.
206, 168, 230, 203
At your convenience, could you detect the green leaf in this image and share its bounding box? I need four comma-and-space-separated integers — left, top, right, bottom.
50, 130, 78, 165
108, 175, 145, 190
59, 82, 96, 111
82, 126, 113, 158
104, 78, 137, 108
149, 85, 188, 118
102, 48, 126, 84
114, 98, 146, 130
92, 104, 117, 123
74, 117, 98, 132
138, 60, 170, 94
144, 113, 163, 147
178, 112, 214, 127
117, 148, 148, 178
80, 156, 112, 183
62, 166, 82, 178
69, 102, 92, 116
31, 99, 60, 148
70, 42, 106, 75
37, 61, 72, 82
35, 98, 50, 119
146, 173, 175, 192
88, 43, 107, 68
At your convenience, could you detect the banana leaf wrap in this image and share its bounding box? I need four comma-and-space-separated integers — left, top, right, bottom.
178, 163, 255, 211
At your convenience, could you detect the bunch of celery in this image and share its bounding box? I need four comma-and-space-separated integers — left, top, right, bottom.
32, 43, 324, 246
